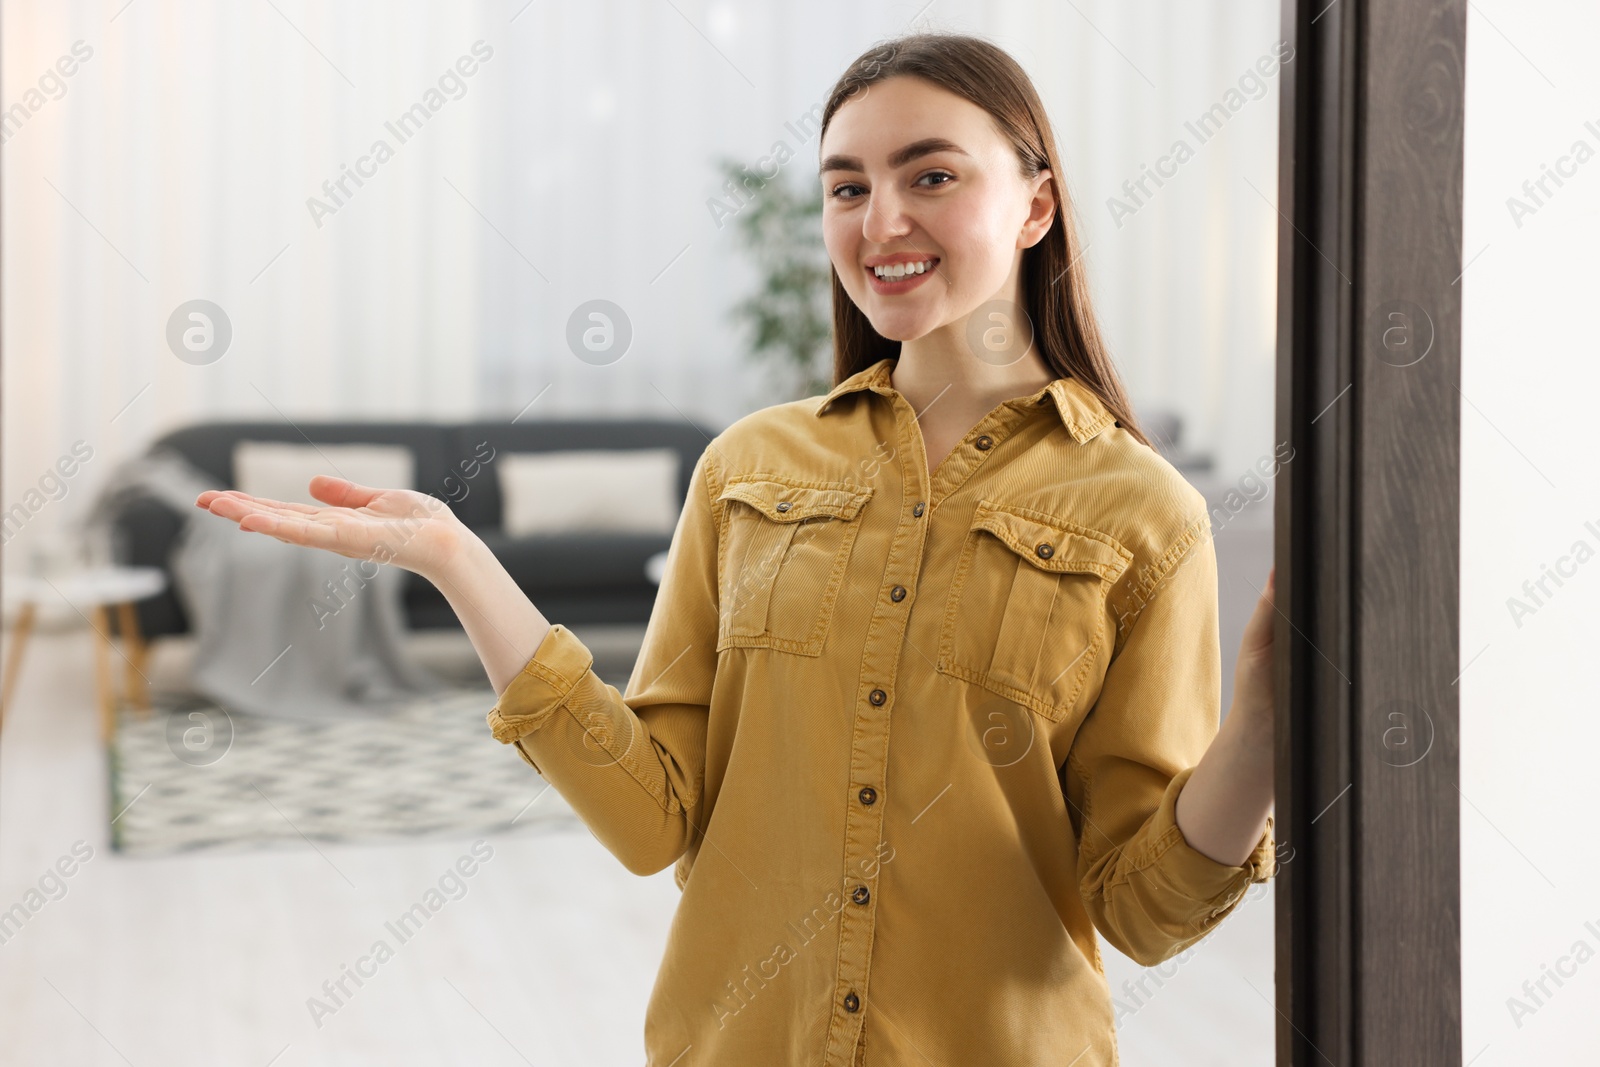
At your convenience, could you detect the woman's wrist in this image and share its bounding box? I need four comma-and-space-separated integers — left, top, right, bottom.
422, 526, 554, 697
1227, 697, 1275, 756
1176, 703, 1276, 867
415, 518, 484, 588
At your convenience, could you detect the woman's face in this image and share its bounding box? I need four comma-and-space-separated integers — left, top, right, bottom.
819, 75, 1055, 345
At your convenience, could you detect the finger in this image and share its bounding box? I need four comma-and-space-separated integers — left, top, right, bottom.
203, 494, 326, 524
308, 475, 385, 509
203, 490, 325, 516
1238, 574, 1278, 654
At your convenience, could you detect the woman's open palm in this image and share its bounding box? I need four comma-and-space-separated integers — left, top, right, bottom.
195, 475, 465, 580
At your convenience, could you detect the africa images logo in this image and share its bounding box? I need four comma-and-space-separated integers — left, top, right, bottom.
305, 41, 494, 229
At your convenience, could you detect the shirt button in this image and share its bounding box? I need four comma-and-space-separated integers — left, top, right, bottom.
858, 785, 877, 805
890, 585, 906, 602
868, 688, 887, 706
912, 501, 925, 517
844, 992, 860, 1012
1035, 542, 1054, 559
851, 885, 870, 905
776, 500, 792, 512
975, 434, 993, 450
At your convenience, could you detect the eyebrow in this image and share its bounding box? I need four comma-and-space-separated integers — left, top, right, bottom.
818, 137, 971, 177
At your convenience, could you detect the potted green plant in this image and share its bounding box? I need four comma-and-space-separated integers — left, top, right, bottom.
716, 157, 835, 400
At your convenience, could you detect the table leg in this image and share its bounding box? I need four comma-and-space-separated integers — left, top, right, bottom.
1, 600, 39, 732
115, 600, 152, 718
89, 603, 116, 743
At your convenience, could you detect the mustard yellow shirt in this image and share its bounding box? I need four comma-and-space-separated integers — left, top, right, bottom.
487, 355, 1275, 1066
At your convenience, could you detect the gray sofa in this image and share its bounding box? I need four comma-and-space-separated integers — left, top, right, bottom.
105, 418, 717, 640
103, 408, 1207, 643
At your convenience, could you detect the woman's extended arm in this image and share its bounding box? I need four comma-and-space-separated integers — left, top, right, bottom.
197, 474, 551, 696
198, 456, 724, 878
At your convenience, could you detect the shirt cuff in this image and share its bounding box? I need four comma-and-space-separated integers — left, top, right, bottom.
485, 623, 594, 744
1135, 764, 1276, 914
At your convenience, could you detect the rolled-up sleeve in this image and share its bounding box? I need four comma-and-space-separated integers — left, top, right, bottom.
1063, 512, 1276, 968
485, 444, 723, 878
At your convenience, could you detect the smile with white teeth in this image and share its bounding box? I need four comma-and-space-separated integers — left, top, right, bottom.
872, 259, 936, 279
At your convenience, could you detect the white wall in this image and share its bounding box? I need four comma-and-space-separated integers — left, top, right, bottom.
1461, 1, 1600, 1060
1, 0, 1278, 568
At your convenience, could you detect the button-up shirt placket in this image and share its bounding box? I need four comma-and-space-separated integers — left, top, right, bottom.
823, 388, 928, 1064
823, 384, 1032, 1065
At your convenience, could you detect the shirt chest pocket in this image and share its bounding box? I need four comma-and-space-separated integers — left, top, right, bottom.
715, 478, 874, 657
937, 500, 1133, 723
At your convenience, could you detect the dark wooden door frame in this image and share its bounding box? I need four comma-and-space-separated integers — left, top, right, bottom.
1275, 0, 1465, 1063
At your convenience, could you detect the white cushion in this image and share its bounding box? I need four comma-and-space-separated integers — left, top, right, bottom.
497, 449, 679, 535
232, 441, 415, 506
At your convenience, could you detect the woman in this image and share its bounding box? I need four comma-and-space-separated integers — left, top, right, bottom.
197, 31, 1278, 1067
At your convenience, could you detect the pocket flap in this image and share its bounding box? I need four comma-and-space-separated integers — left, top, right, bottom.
971, 500, 1132, 581
718, 479, 873, 523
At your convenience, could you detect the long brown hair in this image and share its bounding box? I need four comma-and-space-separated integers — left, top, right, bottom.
818, 32, 1152, 450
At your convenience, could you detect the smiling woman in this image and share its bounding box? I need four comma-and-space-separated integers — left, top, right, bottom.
196, 29, 1278, 1067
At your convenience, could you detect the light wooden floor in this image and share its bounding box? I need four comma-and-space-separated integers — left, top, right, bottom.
0, 617, 1273, 1066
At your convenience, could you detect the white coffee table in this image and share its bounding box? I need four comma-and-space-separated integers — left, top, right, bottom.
2, 566, 168, 741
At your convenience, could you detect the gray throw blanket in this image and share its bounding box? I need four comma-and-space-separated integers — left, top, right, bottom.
82, 449, 449, 721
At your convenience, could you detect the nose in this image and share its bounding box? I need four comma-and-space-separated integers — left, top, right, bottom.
861, 185, 913, 246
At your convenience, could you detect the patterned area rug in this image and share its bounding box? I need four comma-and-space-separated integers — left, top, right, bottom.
107, 685, 585, 856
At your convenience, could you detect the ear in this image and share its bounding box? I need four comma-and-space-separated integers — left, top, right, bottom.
1019, 168, 1057, 249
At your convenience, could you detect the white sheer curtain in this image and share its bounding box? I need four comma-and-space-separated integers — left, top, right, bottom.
995, 1, 1281, 479
2, 0, 1278, 560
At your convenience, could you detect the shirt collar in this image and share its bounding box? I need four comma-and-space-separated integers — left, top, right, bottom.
813, 356, 1116, 445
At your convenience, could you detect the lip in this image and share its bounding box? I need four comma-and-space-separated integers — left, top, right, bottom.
866, 255, 940, 295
